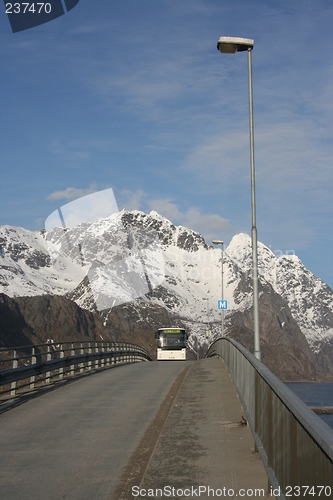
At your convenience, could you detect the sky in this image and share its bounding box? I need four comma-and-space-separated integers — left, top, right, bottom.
1, 0, 333, 289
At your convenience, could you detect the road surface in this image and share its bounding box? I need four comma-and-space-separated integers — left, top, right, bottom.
0, 361, 188, 499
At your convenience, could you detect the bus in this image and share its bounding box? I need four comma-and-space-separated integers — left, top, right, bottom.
155, 328, 187, 360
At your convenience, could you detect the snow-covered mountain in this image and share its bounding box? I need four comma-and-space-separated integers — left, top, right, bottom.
226, 234, 333, 351
1, 209, 333, 369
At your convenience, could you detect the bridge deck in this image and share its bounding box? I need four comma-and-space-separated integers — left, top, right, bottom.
125, 357, 271, 498
0, 357, 272, 499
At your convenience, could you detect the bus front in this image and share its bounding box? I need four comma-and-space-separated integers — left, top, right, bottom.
156, 328, 187, 360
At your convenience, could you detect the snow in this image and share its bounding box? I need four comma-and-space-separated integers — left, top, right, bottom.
1, 210, 333, 349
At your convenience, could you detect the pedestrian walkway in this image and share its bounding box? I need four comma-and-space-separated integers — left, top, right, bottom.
139, 357, 271, 498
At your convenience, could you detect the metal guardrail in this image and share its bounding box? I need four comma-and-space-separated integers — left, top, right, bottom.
206, 337, 333, 500
0, 340, 152, 396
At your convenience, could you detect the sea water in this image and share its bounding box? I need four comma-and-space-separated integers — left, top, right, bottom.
286, 382, 333, 430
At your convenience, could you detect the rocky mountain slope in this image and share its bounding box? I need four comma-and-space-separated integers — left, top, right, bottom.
0, 293, 167, 360
0, 292, 107, 349
1, 209, 333, 380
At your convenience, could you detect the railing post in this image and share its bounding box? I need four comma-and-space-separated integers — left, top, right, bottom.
95, 342, 99, 370
30, 347, 36, 389
70, 343, 75, 376
10, 350, 18, 396
112, 344, 115, 366
59, 344, 64, 380
88, 342, 92, 371
101, 343, 105, 368
114, 343, 117, 365
106, 342, 110, 366
45, 344, 51, 384
80, 342, 84, 373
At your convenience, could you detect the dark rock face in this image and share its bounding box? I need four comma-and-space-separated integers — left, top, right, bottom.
176, 227, 207, 252
121, 211, 175, 247
226, 281, 323, 381
0, 293, 108, 349
0, 231, 51, 269
0, 293, 185, 362
0, 293, 36, 349
311, 338, 333, 375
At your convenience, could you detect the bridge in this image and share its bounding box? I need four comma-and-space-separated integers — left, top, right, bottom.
1, 339, 333, 499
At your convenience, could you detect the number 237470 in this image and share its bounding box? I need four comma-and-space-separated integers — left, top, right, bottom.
5, 3, 52, 14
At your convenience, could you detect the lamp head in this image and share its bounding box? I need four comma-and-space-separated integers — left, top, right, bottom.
217, 36, 254, 54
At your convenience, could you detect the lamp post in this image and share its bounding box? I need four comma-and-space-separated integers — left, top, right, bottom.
217, 36, 261, 361
212, 239, 224, 337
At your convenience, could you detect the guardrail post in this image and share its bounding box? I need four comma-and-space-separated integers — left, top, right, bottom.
115, 343, 119, 365
45, 344, 51, 384
106, 342, 110, 366
80, 342, 84, 373
88, 342, 92, 371
111, 344, 115, 366
101, 342, 105, 368
59, 344, 64, 379
10, 350, 18, 395
116, 343, 120, 364
70, 343, 75, 376
95, 342, 99, 370
30, 347, 36, 389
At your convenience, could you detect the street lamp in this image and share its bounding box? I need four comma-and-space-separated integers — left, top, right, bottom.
217, 36, 261, 361
212, 239, 224, 337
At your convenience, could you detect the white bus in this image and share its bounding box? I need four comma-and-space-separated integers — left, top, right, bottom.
155, 328, 187, 360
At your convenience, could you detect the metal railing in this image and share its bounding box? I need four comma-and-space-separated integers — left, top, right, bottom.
206, 337, 333, 499
0, 340, 152, 396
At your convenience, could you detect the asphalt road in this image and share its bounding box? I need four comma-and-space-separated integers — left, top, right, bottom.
0, 361, 188, 499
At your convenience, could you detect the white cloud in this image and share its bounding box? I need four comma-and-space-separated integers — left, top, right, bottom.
181, 208, 235, 242
147, 198, 183, 222
118, 189, 145, 212
48, 183, 98, 202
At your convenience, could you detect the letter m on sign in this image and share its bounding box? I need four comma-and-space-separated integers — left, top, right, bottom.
218, 300, 227, 310
4, 0, 80, 33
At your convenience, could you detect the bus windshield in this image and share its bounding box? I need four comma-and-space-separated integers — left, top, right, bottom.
157, 330, 186, 349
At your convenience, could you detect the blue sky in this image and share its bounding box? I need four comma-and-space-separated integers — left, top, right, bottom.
1, 0, 333, 288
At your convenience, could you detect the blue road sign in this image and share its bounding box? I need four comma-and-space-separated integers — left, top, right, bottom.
218, 300, 227, 310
